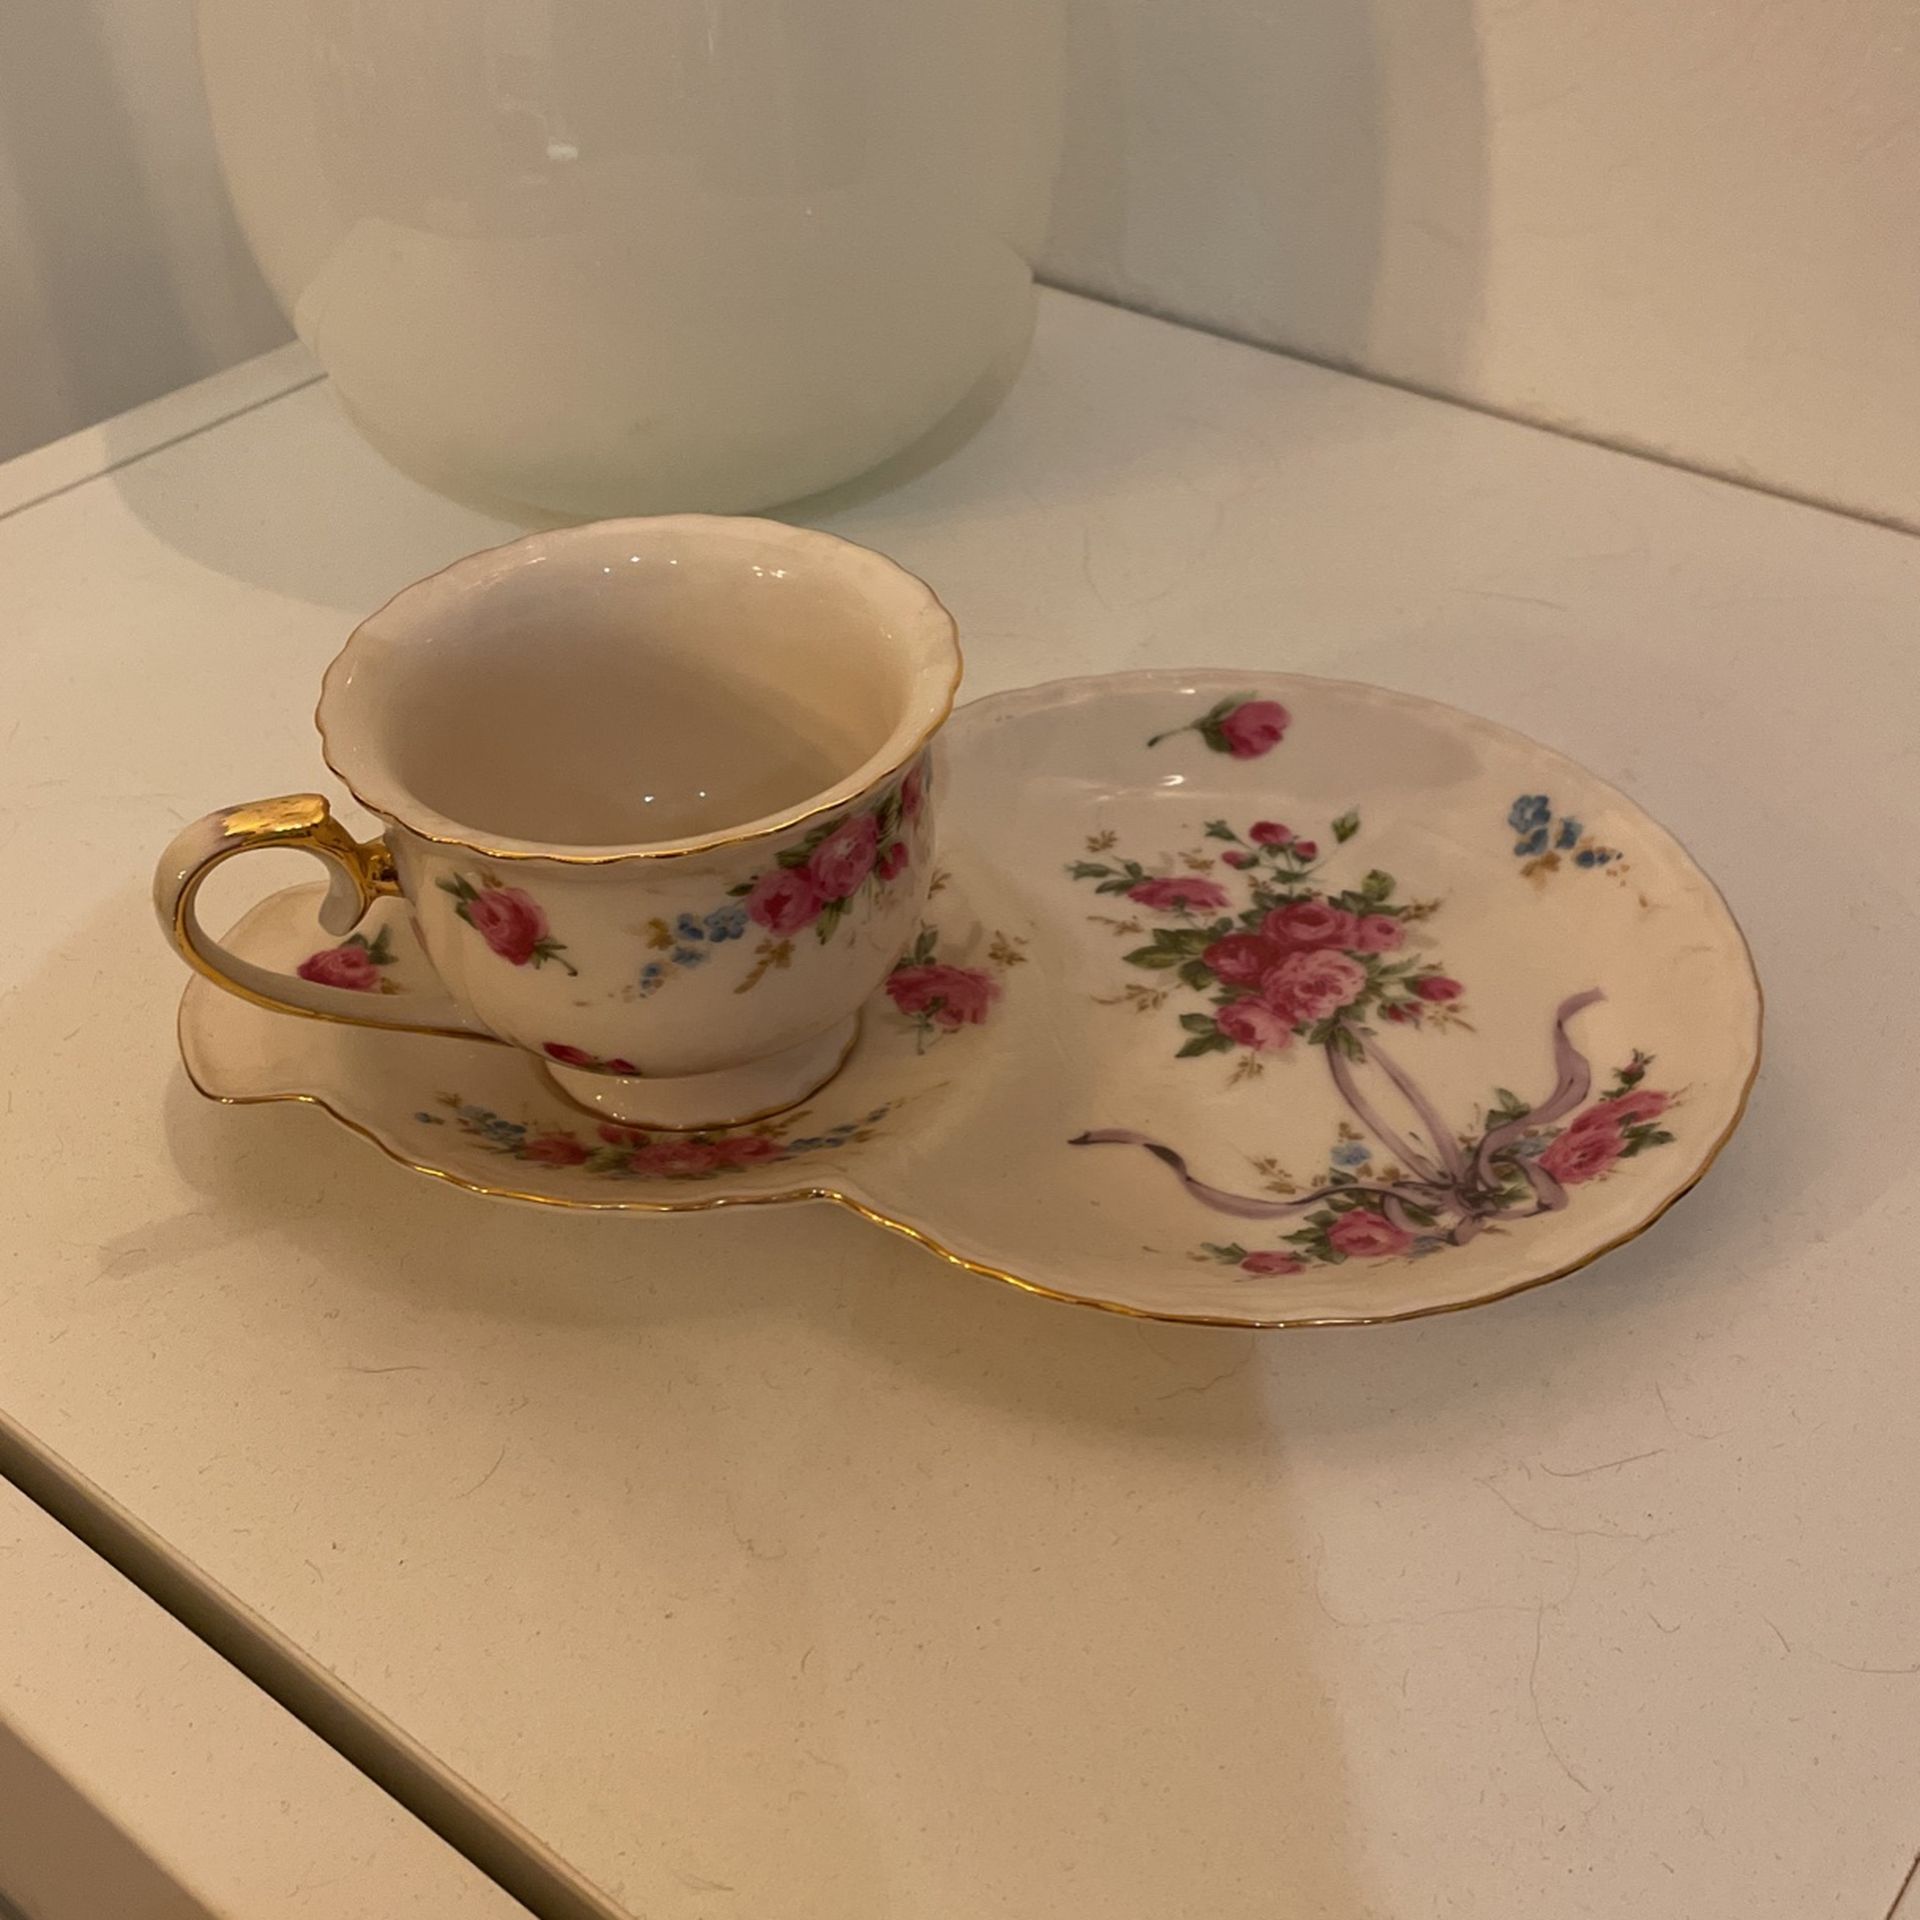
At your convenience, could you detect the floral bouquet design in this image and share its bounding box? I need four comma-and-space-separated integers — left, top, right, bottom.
732, 757, 924, 942
1068, 812, 1676, 1271
1070, 814, 1462, 1064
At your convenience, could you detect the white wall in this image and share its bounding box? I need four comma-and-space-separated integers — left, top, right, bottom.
0, 0, 288, 462
1042, 0, 1920, 528
4, 0, 1918, 530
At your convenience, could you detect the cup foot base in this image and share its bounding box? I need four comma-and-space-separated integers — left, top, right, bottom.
538, 1017, 860, 1132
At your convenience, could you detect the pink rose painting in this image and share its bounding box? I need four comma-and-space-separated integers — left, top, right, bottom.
622, 1132, 789, 1177
1071, 805, 1679, 1281
1263, 900, 1356, 950
520, 1133, 590, 1167
1326, 1210, 1415, 1259
1573, 1088, 1669, 1131
438, 873, 576, 973
1075, 807, 1450, 1068
1351, 914, 1404, 954
1202, 932, 1279, 987
1149, 694, 1293, 760
888, 962, 998, 1030
1240, 1250, 1306, 1276
715, 1132, 784, 1165
297, 944, 377, 990
745, 864, 821, 935
728, 773, 922, 955
652, 758, 930, 1001
1539, 1124, 1626, 1185
1216, 1000, 1294, 1052
427, 1098, 893, 1181
885, 926, 1016, 1049
808, 811, 880, 902
297, 936, 385, 991
1261, 949, 1366, 1023
543, 1042, 640, 1076
1217, 701, 1290, 758
1108, 1036, 1679, 1277
1127, 874, 1232, 914
465, 888, 543, 963
629, 1139, 727, 1178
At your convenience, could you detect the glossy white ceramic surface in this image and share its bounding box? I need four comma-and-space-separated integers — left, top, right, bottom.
196, 0, 1065, 518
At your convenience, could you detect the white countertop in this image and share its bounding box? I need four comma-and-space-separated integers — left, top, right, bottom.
0, 1476, 525, 1919
2, 290, 1917, 1920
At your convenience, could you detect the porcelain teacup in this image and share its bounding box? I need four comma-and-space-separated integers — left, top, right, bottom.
155, 515, 960, 1128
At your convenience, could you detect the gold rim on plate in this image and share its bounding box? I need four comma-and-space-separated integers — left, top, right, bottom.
177, 983, 1760, 1331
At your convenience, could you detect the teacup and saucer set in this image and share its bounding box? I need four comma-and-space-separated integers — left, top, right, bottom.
157, 518, 1761, 1327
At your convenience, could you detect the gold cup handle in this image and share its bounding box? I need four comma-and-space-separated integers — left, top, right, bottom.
154, 794, 496, 1040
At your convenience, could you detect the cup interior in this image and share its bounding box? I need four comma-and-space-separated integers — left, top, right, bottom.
318, 518, 957, 852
